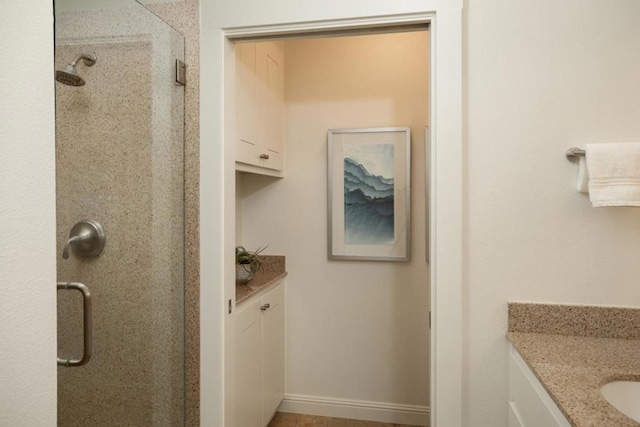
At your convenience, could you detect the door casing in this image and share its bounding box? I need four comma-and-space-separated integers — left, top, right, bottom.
200, 2, 463, 427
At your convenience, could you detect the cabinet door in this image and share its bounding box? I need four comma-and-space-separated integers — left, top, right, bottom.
509, 346, 571, 427
236, 300, 263, 427
259, 42, 284, 171
236, 42, 261, 166
508, 402, 526, 427
261, 282, 285, 424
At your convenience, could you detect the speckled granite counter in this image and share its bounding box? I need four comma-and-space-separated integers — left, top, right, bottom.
508, 303, 640, 427
236, 255, 287, 305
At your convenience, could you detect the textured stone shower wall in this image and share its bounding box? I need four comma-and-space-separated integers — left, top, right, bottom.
55, 5, 188, 426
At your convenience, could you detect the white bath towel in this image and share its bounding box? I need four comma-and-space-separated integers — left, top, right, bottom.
586, 142, 640, 207
576, 156, 589, 193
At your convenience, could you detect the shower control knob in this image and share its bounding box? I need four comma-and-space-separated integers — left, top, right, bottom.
62, 220, 106, 260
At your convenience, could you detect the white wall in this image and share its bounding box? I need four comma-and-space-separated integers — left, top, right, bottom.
465, 0, 640, 425
238, 32, 430, 416
0, 1, 57, 425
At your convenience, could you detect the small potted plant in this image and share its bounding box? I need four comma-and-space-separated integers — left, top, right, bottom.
235, 245, 266, 284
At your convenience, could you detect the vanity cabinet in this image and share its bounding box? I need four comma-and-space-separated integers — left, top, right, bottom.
508, 344, 570, 427
236, 281, 285, 427
235, 41, 285, 176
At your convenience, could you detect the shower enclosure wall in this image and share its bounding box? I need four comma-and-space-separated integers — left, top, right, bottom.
54, 1, 185, 425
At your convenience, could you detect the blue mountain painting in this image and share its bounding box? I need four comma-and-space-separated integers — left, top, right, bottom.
344, 157, 394, 244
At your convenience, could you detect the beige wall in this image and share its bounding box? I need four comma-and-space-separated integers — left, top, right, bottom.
237, 31, 430, 413
464, 0, 640, 425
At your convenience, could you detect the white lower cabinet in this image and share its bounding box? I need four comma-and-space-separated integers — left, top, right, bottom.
261, 283, 285, 420
236, 281, 285, 427
508, 344, 570, 427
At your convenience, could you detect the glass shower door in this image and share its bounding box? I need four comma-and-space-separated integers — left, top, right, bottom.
54, 1, 185, 425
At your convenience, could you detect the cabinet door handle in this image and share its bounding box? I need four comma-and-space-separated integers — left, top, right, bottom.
259, 154, 270, 160
260, 303, 270, 311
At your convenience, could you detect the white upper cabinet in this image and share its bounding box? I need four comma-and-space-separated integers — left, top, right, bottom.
236, 41, 285, 176
236, 42, 261, 163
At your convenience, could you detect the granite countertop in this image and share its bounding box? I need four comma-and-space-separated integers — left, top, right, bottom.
236, 255, 287, 305
508, 303, 640, 427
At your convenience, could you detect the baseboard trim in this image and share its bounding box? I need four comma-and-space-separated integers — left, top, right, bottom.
278, 393, 429, 426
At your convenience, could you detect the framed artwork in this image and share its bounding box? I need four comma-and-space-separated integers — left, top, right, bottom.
328, 127, 411, 261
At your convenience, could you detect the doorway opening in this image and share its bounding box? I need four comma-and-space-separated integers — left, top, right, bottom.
230, 27, 430, 427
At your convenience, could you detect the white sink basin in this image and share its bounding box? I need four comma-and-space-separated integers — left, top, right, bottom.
600, 381, 640, 422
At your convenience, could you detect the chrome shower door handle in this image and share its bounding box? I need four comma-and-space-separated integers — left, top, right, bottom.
57, 282, 92, 367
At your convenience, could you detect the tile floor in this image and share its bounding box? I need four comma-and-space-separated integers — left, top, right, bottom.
267, 412, 417, 427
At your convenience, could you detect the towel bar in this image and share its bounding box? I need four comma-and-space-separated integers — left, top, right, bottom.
566, 147, 585, 162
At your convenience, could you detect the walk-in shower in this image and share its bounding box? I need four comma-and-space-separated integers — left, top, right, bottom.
54, 0, 186, 425
55, 53, 96, 87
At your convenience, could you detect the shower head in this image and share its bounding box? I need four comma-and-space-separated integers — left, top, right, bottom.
56, 53, 97, 87
56, 66, 85, 86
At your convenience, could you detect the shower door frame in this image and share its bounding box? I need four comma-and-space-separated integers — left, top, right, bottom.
200, 2, 463, 427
